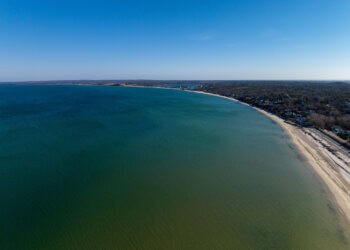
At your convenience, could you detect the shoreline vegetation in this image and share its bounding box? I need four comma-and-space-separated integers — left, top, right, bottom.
120, 84, 350, 226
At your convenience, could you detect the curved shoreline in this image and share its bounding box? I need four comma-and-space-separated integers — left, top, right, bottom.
121, 85, 350, 226
189, 90, 350, 226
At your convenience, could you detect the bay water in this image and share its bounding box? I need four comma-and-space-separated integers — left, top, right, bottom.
0, 85, 348, 249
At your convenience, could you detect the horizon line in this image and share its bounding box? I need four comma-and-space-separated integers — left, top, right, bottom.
1, 79, 350, 83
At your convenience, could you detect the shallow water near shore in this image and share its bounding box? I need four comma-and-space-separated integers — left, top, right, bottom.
0, 85, 349, 249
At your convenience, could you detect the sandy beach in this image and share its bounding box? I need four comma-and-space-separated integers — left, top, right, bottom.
191, 90, 350, 225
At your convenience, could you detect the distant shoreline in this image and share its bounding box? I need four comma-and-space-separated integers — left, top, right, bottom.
121, 85, 350, 226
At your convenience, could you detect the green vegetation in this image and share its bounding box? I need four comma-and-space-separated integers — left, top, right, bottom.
196, 82, 350, 142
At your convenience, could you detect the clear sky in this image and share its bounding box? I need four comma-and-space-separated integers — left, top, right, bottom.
1, 0, 350, 81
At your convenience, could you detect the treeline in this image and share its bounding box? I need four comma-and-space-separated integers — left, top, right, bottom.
197, 82, 350, 141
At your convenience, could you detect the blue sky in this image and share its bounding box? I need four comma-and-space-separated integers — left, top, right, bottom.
1, 0, 350, 81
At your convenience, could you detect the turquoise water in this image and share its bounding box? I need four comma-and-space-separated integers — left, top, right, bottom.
0, 85, 349, 249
